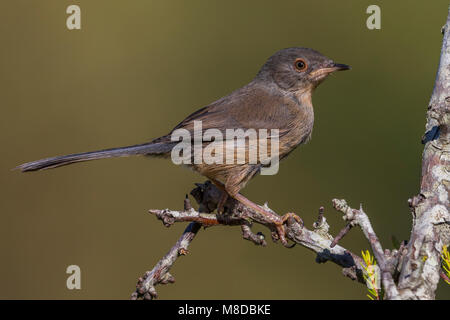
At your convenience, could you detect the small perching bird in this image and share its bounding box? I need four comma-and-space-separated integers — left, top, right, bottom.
17, 47, 350, 246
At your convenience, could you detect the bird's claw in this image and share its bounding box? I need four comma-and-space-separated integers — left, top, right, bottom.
276, 213, 303, 248
281, 212, 303, 226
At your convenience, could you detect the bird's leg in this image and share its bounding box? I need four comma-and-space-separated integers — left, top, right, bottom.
206, 178, 228, 213
209, 179, 299, 247
232, 193, 294, 247
216, 192, 228, 214
232, 193, 282, 224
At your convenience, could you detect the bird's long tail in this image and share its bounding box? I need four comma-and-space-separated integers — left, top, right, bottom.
16, 141, 174, 172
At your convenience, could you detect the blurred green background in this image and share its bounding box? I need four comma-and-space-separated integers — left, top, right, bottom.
1, 0, 449, 299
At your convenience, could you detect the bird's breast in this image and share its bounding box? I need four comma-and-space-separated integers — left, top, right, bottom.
277, 93, 315, 159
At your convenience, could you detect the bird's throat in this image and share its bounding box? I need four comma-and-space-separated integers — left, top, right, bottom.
295, 90, 313, 110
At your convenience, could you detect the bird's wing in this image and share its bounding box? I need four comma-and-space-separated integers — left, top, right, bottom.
169, 82, 299, 138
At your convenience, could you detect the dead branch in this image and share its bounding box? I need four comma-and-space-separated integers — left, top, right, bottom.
332, 199, 400, 299
394, 6, 450, 299
131, 181, 367, 300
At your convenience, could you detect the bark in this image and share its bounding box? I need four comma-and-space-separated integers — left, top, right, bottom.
394, 8, 450, 300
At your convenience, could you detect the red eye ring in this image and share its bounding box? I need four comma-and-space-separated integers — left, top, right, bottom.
294, 58, 308, 72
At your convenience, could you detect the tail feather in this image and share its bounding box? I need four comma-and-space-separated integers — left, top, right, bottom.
16, 141, 174, 172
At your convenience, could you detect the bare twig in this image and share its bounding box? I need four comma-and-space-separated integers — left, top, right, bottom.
131, 221, 200, 300
332, 199, 400, 299
131, 197, 202, 300
330, 223, 352, 248
132, 182, 368, 299
241, 225, 267, 246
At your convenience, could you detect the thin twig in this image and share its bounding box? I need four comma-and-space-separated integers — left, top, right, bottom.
132, 182, 368, 299
332, 199, 399, 299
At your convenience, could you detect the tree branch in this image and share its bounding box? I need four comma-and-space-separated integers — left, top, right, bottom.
131, 197, 202, 300
131, 182, 367, 299
395, 6, 450, 300
326, 6, 450, 300
332, 199, 400, 299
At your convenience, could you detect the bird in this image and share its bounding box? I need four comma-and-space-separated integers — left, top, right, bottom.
17, 47, 350, 246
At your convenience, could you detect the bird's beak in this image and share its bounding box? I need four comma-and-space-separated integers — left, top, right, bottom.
331, 63, 351, 71
309, 63, 351, 80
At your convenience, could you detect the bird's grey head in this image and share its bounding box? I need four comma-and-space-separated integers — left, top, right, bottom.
256, 47, 350, 92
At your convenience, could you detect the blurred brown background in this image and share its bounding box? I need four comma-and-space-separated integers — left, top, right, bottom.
1, 0, 449, 299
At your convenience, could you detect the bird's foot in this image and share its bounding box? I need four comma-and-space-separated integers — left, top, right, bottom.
274, 213, 303, 248
281, 212, 303, 225
230, 191, 302, 248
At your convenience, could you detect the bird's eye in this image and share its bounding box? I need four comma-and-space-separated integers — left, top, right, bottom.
294, 58, 307, 72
